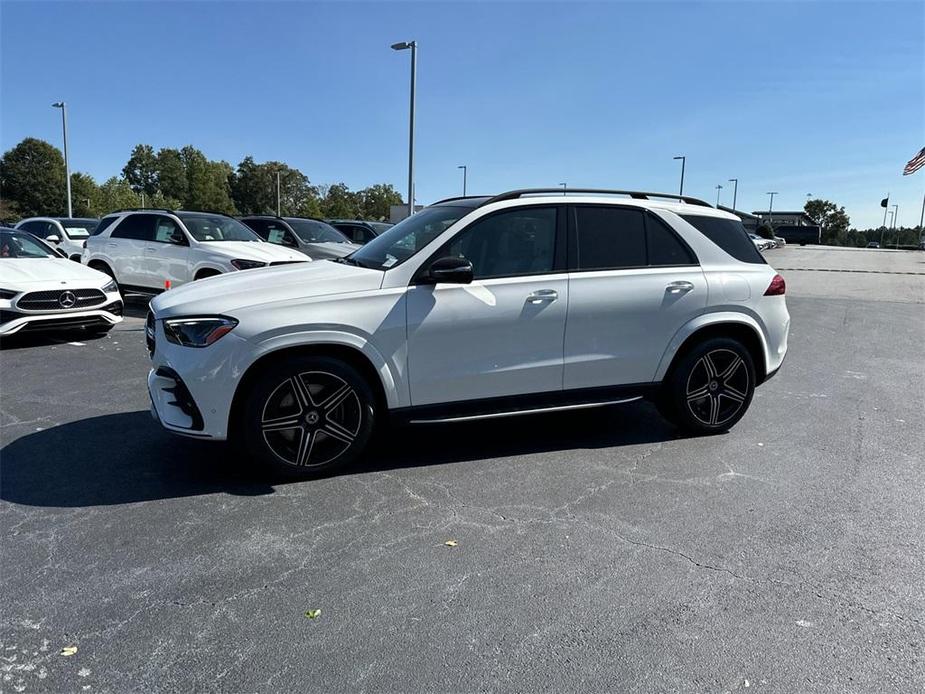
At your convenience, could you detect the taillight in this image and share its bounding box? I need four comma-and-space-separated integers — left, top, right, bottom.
764, 274, 786, 296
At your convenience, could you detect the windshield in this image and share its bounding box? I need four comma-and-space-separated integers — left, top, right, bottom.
179, 214, 262, 242
1, 230, 56, 258
60, 219, 99, 238
286, 219, 350, 244
347, 206, 470, 270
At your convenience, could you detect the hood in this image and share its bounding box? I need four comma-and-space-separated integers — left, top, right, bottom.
305, 241, 362, 259
0, 258, 110, 288
198, 240, 307, 263
151, 260, 383, 318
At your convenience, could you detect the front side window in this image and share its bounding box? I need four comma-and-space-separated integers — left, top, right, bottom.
574, 207, 646, 270
92, 216, 118, 236
111, 214, 157, 241
178, 214, 262, 242
152, 216, 185, 244
348, 205, 471, 270
441, 207, 557, 279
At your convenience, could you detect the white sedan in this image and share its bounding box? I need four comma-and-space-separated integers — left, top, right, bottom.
0, 228, 123, 336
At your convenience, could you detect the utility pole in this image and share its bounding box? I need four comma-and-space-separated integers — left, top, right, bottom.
728, 178, 738, 210
673, 156, 686, 195
457, 165, 467, 196
766, 192, 778, 226
52, 102, 72, 217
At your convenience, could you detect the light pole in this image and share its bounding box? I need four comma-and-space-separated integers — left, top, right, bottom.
391, 40, 417, 219
559, 182, 567, 195
673, 156, 686, 195
766, 192, 778, 226
715, 184, 723, 207
892, 203, 899, 249
276, 171, 281, 216
457, 165, 467, 196
52, 102, 72, 217
728, 178, 738, 210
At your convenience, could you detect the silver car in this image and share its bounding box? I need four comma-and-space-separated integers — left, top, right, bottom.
240, 216, 360, 260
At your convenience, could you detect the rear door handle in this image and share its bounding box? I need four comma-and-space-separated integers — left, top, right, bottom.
105, 242, 118, 248
526, 289, 558, 304
666, 281, 694, 295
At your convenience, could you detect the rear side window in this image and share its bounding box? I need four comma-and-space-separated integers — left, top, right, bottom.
92, 217, 118, 236
680, 214, 765, 264
646, 213, 696, 266
241, 219, 269, 239
111, 214, 156, 241
573, 207, 647, 269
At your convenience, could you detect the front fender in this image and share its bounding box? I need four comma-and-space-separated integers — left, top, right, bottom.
654, 310, 769, 381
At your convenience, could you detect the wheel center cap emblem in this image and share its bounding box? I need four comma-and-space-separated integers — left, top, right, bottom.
305, 411, 320, 425
709, 381, 719, 392
58, 291, 77, 309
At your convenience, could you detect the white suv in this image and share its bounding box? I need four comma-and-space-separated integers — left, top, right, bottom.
147, 189, 790, 478
83, 210, 307, 293
14, 217, 100, 262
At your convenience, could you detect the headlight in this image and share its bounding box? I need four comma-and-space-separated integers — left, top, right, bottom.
230, 259, 266, 271
0, 289, 18, 300
163, 317, 238, 348
102, 279, 118, 293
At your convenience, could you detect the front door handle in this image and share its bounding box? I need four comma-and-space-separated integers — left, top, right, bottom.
526, 289, 558, 304
666, 281, 694, 295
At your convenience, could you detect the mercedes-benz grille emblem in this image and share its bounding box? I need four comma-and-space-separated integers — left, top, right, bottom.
58, 291, 77, 309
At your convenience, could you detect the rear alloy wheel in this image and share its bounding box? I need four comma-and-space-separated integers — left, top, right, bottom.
659, 337, 755, 434
243, 357, 376, 478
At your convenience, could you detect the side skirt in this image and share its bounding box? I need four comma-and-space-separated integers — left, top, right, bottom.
390, 383, 660, 425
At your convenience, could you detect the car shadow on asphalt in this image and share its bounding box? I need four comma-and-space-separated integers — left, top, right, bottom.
0, 403, 683, 508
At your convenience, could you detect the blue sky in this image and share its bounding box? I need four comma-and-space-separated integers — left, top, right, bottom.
2, 0, 923, 228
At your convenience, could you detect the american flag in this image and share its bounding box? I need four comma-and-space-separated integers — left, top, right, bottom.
903, 146, 925, 175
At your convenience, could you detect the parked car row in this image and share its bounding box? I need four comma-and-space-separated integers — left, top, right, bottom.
748, 233, 783, 251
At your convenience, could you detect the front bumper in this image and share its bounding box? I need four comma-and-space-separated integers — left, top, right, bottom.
146, 315, 250, 440
0, 301, 123, 335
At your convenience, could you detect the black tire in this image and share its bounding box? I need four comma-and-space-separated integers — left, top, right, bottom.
242, 356, 376, 479
658, 337, 755, 435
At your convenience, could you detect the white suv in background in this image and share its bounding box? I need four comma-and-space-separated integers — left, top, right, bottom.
14, 217, 100, 262
83, 210, 307, 293
147, 188, 790, 478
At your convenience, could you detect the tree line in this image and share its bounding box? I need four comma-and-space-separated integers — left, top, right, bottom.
0, 138, 403, 224
802, 198, 921, 248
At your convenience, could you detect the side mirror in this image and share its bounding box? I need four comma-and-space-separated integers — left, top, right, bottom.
426, 256, 473, 284
169, 231, 187, 246
282, 236, 298, 248
46, 234, 61, 244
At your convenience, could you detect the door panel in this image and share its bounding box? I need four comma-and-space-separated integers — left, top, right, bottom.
564, 267, 707, 388
406, 275, 568, 405
143, 216, 190, 288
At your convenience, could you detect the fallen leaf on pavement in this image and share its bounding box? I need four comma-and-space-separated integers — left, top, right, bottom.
444, 540, 458, 547
60, 646, 78, 656
304, 609, 321, 619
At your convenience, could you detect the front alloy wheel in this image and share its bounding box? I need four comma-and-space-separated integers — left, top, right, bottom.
244, 357, 376, 477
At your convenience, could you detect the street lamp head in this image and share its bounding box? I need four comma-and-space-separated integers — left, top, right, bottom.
728, 178, 737, 183
458, 165, 466, 170
391, 41, 415, 51
52, 102, 65, 108
673, 156, 685, 160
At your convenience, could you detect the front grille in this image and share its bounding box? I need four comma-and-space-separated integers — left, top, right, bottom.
145, 311, 156, 355
17, 288, 106, 311
17, 316, 109, 332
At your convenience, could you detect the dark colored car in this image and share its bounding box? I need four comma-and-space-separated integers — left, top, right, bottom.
240, 216, 360, 260
326, 219, 393, 245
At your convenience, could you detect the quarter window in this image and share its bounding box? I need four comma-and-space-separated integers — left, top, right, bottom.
110, 214, 156, 241
443, 207, 557, 279
646, 213, 696, 266
574, 207, 646, 270
679, 214, 765, 264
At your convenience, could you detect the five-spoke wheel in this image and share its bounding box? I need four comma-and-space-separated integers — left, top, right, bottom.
244, 357, 376, 477
658, 337, 756, 434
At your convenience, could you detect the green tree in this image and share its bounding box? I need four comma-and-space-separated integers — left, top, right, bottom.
122, 144, 159, 196
358, 183, 403, 221
0, 138, 66, 217
805, 198, 850, 245
156, 148, 188, 203
69, 172, 100, 217
319, 182, 361, 218
230, 156, 321, 216
96, 177, 140, 215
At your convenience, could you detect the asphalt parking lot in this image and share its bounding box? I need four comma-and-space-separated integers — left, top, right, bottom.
1, 246, 923, 693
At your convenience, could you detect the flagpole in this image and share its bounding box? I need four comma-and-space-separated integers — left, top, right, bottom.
919, 190, 924, 246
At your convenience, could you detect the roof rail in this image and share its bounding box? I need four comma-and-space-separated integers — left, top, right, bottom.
108, 207, 176, 215
430, 194, 491, 205
484, 188, 713, 208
